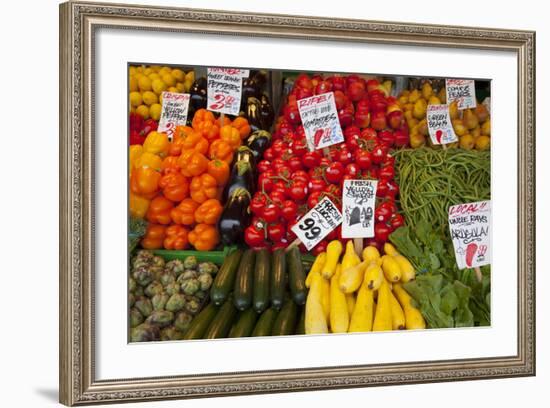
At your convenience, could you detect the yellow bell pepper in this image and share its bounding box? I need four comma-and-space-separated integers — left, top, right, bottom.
143, 131, 170, 157
129, 192, 150, 219
129, 145, 143, 175
135, 152, 162, 171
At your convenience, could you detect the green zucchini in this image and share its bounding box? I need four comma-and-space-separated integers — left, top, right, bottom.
270, 249, 286, 310
203, 298, 238, 339
295, 306, 306, 335
287, 247, 307, 305
253, 249, 271, 313
210, 249, 243, 305
233, 249, 255, 311
271, 298, 298, 336
229, 308, 258, 338
182, 303, 219, 340
251, 308, 278, 337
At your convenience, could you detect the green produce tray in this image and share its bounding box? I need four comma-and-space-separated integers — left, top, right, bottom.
153, 246, 238, 264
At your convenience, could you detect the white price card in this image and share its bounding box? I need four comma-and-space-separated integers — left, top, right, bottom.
206, 68, 249, 116
291, 197, 343, 251
448, 200, 491, 270
445, 79, 477, 110
297, 92, 344, 151
427, 104, 458, 145
341, 179, 377, 238
157, 92, 190, 140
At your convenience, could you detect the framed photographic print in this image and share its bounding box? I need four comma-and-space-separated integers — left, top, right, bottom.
59, 1, 535, 405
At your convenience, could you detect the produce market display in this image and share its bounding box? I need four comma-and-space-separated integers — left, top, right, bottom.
127, 64, 491, 342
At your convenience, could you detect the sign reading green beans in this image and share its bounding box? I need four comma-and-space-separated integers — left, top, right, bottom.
393, 148, 491, 233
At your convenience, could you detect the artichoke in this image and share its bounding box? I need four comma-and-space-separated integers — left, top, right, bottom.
146, 310, 174, 328
165, 259, 185, 277
151, 292, 169, 311
177, 270, 198, 284
134, 296, 153, 317
198, 261, 218, 275
130, 323, 160, 342
145, 281, 164, 298
151, 255, 166, 268
129, 307, 144, 327
149, 265, 164, 281
133, 250, 154, 268
159, 271, 176, 287
174, 311, 193, 332
132, 266, 154, 287
183, 256, 198, 270
160, 326, 183, 341
197, 273, 213, 291
195, 290, 207, 300
165, 293, 186, 312
164, 282, 181, 296
129, 277, 137, 293
129, 292, 136, 308
134, 285, 144, 297
181, 278, 200, 296
183, 296, 201, 315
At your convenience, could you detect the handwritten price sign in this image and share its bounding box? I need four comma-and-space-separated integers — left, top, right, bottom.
342, 179, 377, 238
427, 104, 458, 145
448, 200, 491, 269
291, 197, 343, 251
297, 92, 344, 151
206, 68, 249, 116
157, 92, 190, 140
446, 79, 477, 110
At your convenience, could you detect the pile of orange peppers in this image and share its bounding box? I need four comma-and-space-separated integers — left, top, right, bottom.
129, 109, 251, 251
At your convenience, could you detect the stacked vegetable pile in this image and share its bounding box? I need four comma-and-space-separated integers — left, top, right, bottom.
397, 82, 491, 150
304, 240, 425, 333
129, 251, 218, 342
244, 74, 408, 253
129, 109, 253, 251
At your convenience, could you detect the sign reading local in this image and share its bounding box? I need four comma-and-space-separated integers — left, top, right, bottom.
448, 200, 491, 269
341, 179, 377, 238
206, 68, 249, 116
427, 104, 458, 145
445, 79, 477, 110
297, 92, 345, 151
291, 197, 343, 251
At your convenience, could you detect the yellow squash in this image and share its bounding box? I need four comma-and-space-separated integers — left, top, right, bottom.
372, 279, 393, 331
381, 255, 402, 282
393, 283, 426, 330
320, 276, 331, 322
346, 293, 356, 315
389, 290, 406, 330
322, 240, 343, 279
348, 282, 374, 332
394, 254, 415, 283
362, 246, 381, 264
364, 262, 384, 290
339, 260, 368, 294
383, 242, 398, 256
329, 265, 349, 333
305, 272, 329, 334
305, 252, 327, 288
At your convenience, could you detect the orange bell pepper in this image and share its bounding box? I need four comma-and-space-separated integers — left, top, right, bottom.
195, 120, 220, 142
129, 192, 150, 219
163, 225, 190, 250
143, 131, 170, 157
170, 127, 209, 156
208, 139, 234, 163
194, 199, 223, 225
232, 116, 251, 139
146, 195, 174, 225
220, 125, 241, 149
218, 116, 231, 127
188, 223, 220, 251
207, 159, 230, 186
170, 198, 200, 225
141, 224, 166, 249
191, 109, 215, 129
190, 173, 218, 203
178, 150, 209, 178
135, 151, 163, 171
130, 167, 161, 199
160, 156, 179, 173
159, 170, 189, 202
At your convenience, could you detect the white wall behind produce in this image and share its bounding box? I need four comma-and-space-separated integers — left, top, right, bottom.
0, 0, 546, 407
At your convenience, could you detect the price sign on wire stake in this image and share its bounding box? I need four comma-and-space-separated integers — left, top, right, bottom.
448, 200, 491, 270
298, 92, 344, 151
445, 79, 477, 110
207, 68, 249, 116
291, 197, 343, 251
157, 92, 190, 140
427, 104, 458, 145
342, 179, 377, 238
